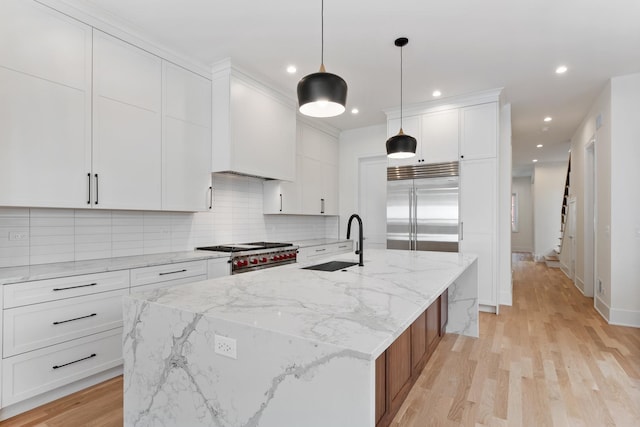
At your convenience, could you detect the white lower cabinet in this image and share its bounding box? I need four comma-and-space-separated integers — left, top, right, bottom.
297, 242, 354, 262
1, 329, 122, 407
3, 289, 127, 357
207, 258, 230, 279
129, 260, 207, 288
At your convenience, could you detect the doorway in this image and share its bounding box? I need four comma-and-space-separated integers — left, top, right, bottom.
584, 138, 596, 297
358, 156, 387, 249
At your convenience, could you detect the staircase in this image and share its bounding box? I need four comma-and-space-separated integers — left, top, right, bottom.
546, 155, 571, 268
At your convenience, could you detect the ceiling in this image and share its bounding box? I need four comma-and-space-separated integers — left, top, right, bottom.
64, 0, 640, 176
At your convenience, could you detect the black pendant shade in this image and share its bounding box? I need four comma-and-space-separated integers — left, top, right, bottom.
387, 37, 416, 159
297, 69, 348, 118
386, 130, 417, 159
297, 0, 347, 118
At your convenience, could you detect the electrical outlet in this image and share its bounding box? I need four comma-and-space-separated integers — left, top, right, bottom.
8, 231, 27, 241
214, 334, 237, 359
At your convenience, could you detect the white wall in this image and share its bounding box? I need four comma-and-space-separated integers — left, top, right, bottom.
338, 124, 387, 237
610, 73, 640, 326
511, 177, 534, 252
532, 162, 568, 259
498, 102, 513, 306
568, 81, 612, 313
0, 174, 338, 267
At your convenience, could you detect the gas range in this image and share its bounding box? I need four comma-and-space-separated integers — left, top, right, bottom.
196, 242, 298, 274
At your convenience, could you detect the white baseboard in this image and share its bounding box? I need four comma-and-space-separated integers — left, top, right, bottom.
479, 304, 497, 314
0, 366, 122, 421
594, 296, 610, 322
512, 246, 533, 253
609, 308, 640, 328
560, 262, 570, 278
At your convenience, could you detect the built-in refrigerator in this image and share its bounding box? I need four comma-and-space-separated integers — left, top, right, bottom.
387, 162, 459, 252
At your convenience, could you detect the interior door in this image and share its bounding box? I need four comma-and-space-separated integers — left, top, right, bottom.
387, 180, 412, 250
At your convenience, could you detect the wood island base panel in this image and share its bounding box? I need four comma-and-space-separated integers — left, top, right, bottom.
123, 249, 478, 426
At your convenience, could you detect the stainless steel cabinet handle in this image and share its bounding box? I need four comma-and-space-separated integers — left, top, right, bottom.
87, 173, 91, 205
279, 193, 283, 212
315, 248, 326, 252
53, 353, 96, 370
338, 245, 348, 249
408, 189, 413, 250
460, 222, 464, 241
321, 198, 325, 214
94, 173, 99, 205
209, 186, 213, 209
159, 269, 187, 276
53, 283, 97, 292
53, 313, 97, 325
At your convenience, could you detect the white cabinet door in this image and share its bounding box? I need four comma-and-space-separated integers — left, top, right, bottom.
0, 0, 92, 208
162, 62, 212, 212
207, 258, 230, 279
460, 159, 496, 234
460, 103, 497, 160
92, 30, 162, 210
460, 158, 497, 308
421, 109, 459, 164
387, 115, 421, 167
300, 157, 324, 215
322, 163, 339, 215
263, 179, 300, 214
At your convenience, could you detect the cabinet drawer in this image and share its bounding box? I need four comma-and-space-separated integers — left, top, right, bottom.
2, 329, 122, 407
3, 270, 129, 308
3, 289, 126, 357
130, 274, 207, 295
130, 260, 206, 287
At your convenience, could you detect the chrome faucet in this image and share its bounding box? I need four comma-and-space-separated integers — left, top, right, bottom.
346, 214, 364, 266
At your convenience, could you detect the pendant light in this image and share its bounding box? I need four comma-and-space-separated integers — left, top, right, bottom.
297, 0, 348, 118
386, 37, 417, 159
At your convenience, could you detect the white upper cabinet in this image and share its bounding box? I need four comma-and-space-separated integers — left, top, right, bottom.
0, 0, 92, 208
421, 109, 459, 164
212, 64, 296, 181
92, 30, 162, 210
162, 62, 212, 212
387, 115, 421, 167
459, 102, 498, 160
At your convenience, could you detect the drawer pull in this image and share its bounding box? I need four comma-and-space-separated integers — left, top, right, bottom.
53, 313, 97, 325
315, 248, 326, 252
53, 283, 97, 292
52, 353, 96, 370
338, 245, 348, 248
159, 269, 187, 276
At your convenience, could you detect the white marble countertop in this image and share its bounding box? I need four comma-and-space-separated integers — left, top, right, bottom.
292, 238, 352, 248
0, 250, 229, 285
128, 249, 476, 359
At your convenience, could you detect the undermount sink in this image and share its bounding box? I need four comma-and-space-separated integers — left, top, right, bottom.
303, 261, 359, 272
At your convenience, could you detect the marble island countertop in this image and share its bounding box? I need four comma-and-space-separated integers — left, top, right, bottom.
128, 249, 477, 359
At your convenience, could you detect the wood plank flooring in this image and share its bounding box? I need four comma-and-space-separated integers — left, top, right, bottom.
2, 253, 639, 426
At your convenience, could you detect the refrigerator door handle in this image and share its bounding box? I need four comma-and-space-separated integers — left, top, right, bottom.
413, 187, 418, 250
460, 221, 464, 241
408, 188, 413, 250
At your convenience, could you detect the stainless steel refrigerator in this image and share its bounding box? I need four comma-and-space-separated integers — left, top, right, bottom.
387, 162, 459, 252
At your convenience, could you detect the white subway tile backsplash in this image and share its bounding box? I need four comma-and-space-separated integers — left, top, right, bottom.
0, 174, 335, 267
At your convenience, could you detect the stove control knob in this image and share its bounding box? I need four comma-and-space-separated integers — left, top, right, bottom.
233, 261, 239, 267
241, 260, 248, 267
261, 257, 268, 263
289, 253, 296, 259
250, 258, 258, 265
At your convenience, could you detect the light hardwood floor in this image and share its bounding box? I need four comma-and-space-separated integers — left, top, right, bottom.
2, 254, 639, 426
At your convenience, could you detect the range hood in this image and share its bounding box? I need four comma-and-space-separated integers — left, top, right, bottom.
211, 60, 296, 181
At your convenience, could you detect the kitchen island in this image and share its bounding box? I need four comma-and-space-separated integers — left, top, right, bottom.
123, 249, 478, 427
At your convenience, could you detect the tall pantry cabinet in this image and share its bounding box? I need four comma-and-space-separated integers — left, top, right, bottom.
385, 92, 505, 311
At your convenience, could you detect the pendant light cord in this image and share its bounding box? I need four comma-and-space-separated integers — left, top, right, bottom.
321, 0, 324, 68
400, 43, 403, 130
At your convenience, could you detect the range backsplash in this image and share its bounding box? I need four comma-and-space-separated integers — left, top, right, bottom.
0, 174, 338, 268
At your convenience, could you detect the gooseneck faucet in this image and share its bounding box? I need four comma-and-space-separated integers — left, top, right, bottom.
346, 214, 364, 266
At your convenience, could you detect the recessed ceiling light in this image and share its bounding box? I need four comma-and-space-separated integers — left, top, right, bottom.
432, 90, 442, 97
555, 65, 568, 74
544, 116, 552, 122
536, 144, 543, 148
286, 65, 297, 74
351, 108, 359, 114
532, 159, 538, 163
